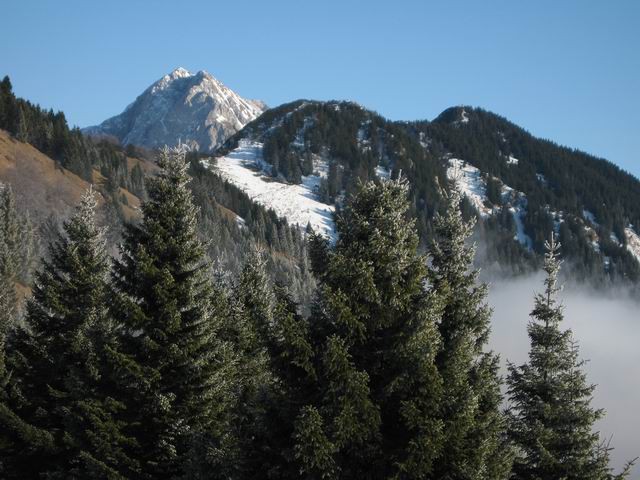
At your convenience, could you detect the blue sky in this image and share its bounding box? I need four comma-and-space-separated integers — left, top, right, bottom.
2, 0, 639, 176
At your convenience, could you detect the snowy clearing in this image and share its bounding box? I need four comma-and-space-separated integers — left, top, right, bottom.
209, 140, 335, 240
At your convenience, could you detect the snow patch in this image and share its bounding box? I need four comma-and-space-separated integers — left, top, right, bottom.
624, 225, 640, 264
547, 208, 565, 234
583, 209, 598, 226
447, 158, 492, 217
460, 108, 469, 124
507, 155, 519, 166
510, 202, 533, 251
419, 132, 430, 149
210, 140, 335, 240
292, 117, 314, 148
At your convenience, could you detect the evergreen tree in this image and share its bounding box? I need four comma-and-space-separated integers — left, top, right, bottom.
0, 184, 20, 284
428, 188, 512, 479
16, 104, 30, 143
111, 146, 235, 479
506, 236, 634, 479
0, 184, 39, 286
294, 178, 443, 478
1, 188, 137, 478
223, 247, 276, 478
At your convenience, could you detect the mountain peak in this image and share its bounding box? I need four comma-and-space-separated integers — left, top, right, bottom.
169, 66, 192, 78
84, 68, 267, 152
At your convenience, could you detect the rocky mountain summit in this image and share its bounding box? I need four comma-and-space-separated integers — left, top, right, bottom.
84, 67, 266, 152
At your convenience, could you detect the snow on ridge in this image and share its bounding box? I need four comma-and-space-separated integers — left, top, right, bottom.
210, 140, 335, 240
460, 108, 469, 124
507, 155, 519, 165
452, 109, 470, 127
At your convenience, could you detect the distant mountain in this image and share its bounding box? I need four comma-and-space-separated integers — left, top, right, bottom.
84, 67, 266, 152
209, 101, 640, 283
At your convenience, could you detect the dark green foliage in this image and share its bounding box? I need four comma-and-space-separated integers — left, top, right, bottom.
227, 249, 276, 478
291, 179, 444, 478
110, 146, 236, 479
1, 189, 137, 478
428, 188, 512, 479
506, 237, 634, 479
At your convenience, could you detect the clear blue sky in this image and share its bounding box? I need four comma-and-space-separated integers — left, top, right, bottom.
2, 0, 639, 176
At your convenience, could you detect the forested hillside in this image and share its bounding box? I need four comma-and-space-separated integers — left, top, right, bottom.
215, 101, 640, 283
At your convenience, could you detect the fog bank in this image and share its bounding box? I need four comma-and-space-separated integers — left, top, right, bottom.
488, 275, 640, 476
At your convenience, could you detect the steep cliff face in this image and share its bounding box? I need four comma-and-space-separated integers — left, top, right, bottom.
84, 67, 266, 152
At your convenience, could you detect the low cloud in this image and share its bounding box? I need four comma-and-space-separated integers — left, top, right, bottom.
487, 275, 640, 476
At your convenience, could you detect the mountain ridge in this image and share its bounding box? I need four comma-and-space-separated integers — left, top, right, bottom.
208, 99, 640, 283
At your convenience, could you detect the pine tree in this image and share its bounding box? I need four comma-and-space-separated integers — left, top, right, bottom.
0, 188, 137, 478
293, 178, 443, 478
428, 188, 512, 479
111, 146, 235, 479
506, 236, 634, 480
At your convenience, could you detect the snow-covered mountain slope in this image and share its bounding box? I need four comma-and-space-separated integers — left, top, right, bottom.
84, 67, 266, 152
207, 139, 335, 239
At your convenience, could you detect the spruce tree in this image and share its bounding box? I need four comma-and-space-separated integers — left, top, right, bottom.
0, 188, 137, 478
428, 188, 512, 479
506, 236, 634, 480
111, 146, 234, 479
294, 178, 443, 478
222, 247, 276, 478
